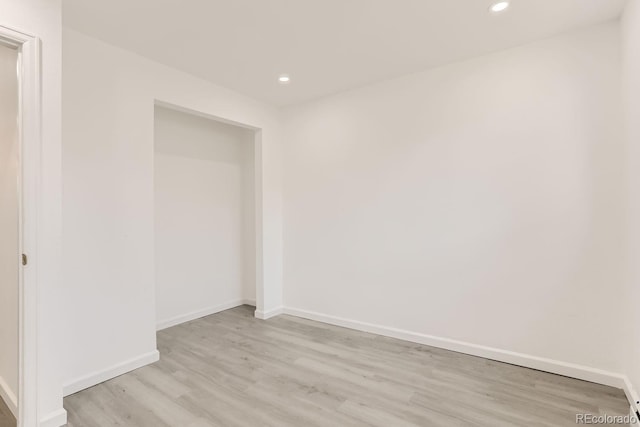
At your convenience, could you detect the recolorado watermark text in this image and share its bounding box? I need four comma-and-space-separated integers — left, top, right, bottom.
576, 413, 638, 424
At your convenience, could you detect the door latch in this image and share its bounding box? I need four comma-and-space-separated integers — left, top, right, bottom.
22, 254, 27, 266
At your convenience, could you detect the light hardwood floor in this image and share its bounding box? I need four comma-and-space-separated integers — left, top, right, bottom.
0, 396, 15, 427
64, 305, 629, 426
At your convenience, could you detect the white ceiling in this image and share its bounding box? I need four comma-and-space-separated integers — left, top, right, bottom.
62, 0, 626, 107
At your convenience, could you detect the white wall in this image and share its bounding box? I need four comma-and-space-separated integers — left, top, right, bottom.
283, 22, 626, 374
0, 43, 19, 415
243, 128, 257, 303
0, 1, 63, 425
154, 106, 255, 327
622, 0, 640, 409
62, 28, 282, 396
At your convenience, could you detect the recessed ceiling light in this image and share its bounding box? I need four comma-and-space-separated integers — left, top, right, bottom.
490, 1, 509, 13
278, 74, 291, 84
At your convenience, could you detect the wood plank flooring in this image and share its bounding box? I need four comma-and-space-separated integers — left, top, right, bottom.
0, 396, 15, 427
64, 305, 629, 426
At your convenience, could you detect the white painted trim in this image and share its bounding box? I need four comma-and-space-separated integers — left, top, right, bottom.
39, 408, 67, 427
283, 307, 627, 389
255, 306, 284, 320
156, 299, 255, 331
0, 375, 17, 417
253, 129, 266, 315
0, 24, 42, 427
62, 350, 160, 397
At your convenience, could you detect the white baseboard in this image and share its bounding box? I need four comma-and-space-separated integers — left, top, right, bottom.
255, 306, 284, 320
63, 350, 160, 396
283, 307, 628, 390
0, 375, 17, 418
157, 299, 254, 331
40, 408, 68, 427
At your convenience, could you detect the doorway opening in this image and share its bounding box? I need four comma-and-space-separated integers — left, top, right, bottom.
153, 104, 258, 330
0, 24, 40, 427
0, 40, 19, 427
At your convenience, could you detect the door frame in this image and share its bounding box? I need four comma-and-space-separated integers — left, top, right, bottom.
0, 25, 42, 427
